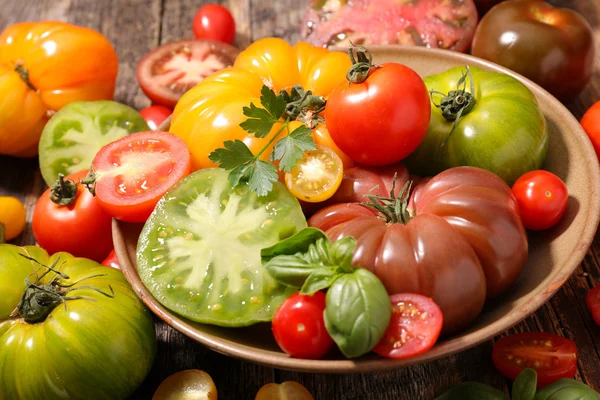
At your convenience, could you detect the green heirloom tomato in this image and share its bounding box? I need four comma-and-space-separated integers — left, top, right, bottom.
0, 244, 156, 400
137, 168, 307, 327
39, 100, 149, 187
405, 66, 548, 185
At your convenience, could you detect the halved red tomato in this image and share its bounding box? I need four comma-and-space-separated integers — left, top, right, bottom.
86, 131, 192, 223
373, 293, 443, 359
136, 40, 240, 108
492, 332, 577, 388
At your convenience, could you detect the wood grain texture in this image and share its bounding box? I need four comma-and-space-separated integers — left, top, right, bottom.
1, 0, 600, 399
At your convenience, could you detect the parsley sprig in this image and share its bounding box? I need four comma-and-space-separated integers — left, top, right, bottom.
209, 85, 318, 196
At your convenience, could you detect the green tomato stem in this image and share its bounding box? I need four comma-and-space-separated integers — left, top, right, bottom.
50, 174, 79, 206
346, 44, 375, 84
254, 119, 290, 159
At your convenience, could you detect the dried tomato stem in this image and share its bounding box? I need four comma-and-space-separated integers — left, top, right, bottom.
360, 174, 413, 225
345, 44, 375, 84
50, 174, 79, 206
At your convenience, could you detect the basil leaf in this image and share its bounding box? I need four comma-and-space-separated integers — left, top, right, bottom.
324, 268, 391, 358
261, 227, 327, 262
300, 268, 341, 295
534, 379, 600, 400
513, 369, 537, 400
264, 255, 323, 288
330, 236, 356, 272
435, 382, 509, 400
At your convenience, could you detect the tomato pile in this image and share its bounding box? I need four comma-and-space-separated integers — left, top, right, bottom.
1, 1, 600, 399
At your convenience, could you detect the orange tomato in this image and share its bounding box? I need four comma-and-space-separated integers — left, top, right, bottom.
0, 22, 118, 157
170, 38, 353, 171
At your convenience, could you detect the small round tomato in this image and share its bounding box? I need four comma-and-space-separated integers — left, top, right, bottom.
255, 382, 314, 400
512, 170, 568, 231
192, 4, 236, 44
285, 145, 343, 203
373, 294, 443, 359
0, 196, 26, 241
272, 291, 333, 359
136, 39, 240, 108
581, 101, 600, 161
140, 105, 172, 130
312, 123, 353, 169
492, 332, 577, 387
587, 285, 600, 326
101, 249, 121, 270
32, 169, 113, 262
153, 370, 217, 400
87, 131, 191, 223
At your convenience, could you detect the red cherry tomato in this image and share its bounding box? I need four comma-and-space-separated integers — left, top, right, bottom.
192, 4, 236, 44
581, 100, 600, 161
101, 249, 121, 270
492, 332, 577, 388
512, 170, 568, 231
587, 285, 600, 326
272, 291, 333, 359
32, 169, 113, 263
89, 131, 192, 223
373, 293, 443, 359
140, 105, 172, 130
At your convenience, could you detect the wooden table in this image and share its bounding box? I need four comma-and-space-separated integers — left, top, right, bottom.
2, 0, 600, 398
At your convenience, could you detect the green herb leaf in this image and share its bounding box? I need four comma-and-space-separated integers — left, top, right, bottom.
435, 382, 509, 400
246, 160, 279, 197
512, 369, 537, 400
264, 255, 324, 289
271, 125, 316, 172
259, 84, 286, 120
301, 268, 341, 295
534, 379, 600, 400
261, 228, 328, 262
208, 140, 255, 170
329, 236, 357, 272
323, 268, 391, 358
239, 103, 278, 138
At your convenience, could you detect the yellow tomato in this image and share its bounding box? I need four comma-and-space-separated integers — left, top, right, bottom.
153, 370, 217, 400
0, 196, 26, 241
170, 38, 352, 171
255, 381, 313, 400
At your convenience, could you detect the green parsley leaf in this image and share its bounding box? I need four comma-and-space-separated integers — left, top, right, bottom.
239, 86, 286, 138
271, 125, 316, 172
227, 163, 253, 188
260, 85, 286, 120
208, 140, 255, 170
247, 160, 279, 196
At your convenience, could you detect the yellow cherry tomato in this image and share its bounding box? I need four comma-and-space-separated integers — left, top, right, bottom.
285, 144, 343, 203
255, 381, 314, 400
152, 370, 217, 400
0, 196, 26, 241
170, 38, 352, 171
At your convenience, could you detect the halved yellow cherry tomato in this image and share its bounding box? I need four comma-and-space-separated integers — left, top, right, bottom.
284, 144, 343, 203
152, 370, 217, 400
255, 381, 314, 400
0, 196, 26, 241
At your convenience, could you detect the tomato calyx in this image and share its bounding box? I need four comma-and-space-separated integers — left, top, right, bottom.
14, 63, 37, 92
281, 85, 327, 129
81, 168, 98, 196
430, 66, 476, 137
50, 174, 79, 206
345, 44, 376, 84
360, 174, 413, 224
11, 254, 114, 324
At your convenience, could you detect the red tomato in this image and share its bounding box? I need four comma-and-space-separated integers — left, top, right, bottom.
101, 249, 121, 270
492, 332, 577, 387
587, 285, 600, 326
325, 48, 430, 166
373, 294, 443, 359
136, 39, 240, 108
192, 4, 236, 44
32, 169, 113, 262
580, 100, 600, 161
140, 105, 172, 130
88, 131, 192, 223
272, 291, 333, 359
512, 170, 568, 231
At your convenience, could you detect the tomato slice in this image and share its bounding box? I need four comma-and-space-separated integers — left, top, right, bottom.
284, 145, 344, 203
492, 332, 577, 387
136, 39, 240, 108
587, 285, 600, 326
153, 370, 217, 400
372, 293, 443, 359
255, 382, 314, 400
90, 131, 191, 223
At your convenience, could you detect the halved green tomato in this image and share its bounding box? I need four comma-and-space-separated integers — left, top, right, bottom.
38, 101, 149, 187
137, 168, 307, 326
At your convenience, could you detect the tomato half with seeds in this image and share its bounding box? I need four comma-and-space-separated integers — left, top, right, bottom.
89, 131, 192, 223
136, 39, 240, 109
373, 293, 443, 359
137, 168, 307, 326
285, 145, 343, 203
492, 332, 577, 387
153, 370, 217, 400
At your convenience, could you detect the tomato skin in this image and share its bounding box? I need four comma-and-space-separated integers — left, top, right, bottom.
0, 245, 157, 399
153, 370, 217, 400
255, 381, 314, 400
512, 170, 568, 231
0, 196, 26, 241
580, 101, 600, 161
492, 332, 577, 388
101, 249, 121, 270
373, 294, 443, 359
325, 63, 430, 166
193, 4, 236, 44
32, 169, 113, 263
0, 22, 118, 157
586, 285, 600, 326
272, 291, 333, 359
140, 105, 172, 130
